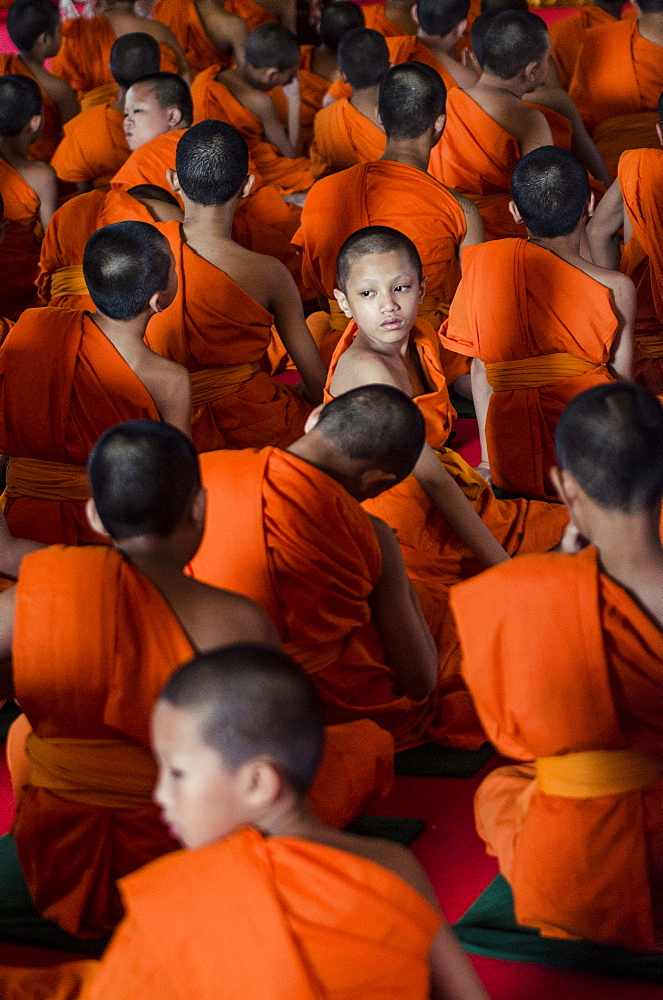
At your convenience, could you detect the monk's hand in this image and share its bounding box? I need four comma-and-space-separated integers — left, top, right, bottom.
474, 460, 492, 485
557, 523, 588, 555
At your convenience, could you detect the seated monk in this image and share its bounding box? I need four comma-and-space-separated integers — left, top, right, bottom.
387, 0, 479, 91
50, 0, 191, 99
308, 27, 387, 180
151, 0, 248, 74
549, 0, 626, 90
295, 62, 484, 374
0, 0, 79, 163
363, 0, 418, 37
51, 32, 161, 193
0, 221, 192, 544
452, 382, 663, 952
146, 120, 325, 451
0, 74, 57, 320
80, 645, 490, 1000
189, 383, 485, 750
440, 147, 635, 501
191, 24, 314, 195
327, 227, 568, 602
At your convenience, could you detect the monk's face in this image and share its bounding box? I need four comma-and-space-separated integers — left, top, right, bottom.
337, 251, 425, 345
124, 83, 180, 151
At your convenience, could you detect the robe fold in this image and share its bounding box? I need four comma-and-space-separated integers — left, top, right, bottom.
452, 546, 663, 951
0, 55, 62, 163
309, 97, 386, 179
51, 104, 129, 190
439, 239, 618, 500
386, 36, 458, 91
81, 826, 442, 1000
146, 219, 312, 451
549, 6, 619, 90
152, 0, 232, 73
191, 66, 314, 193
225, 0, 276, 31
0, 307, 160, 544
362, 4, 411, 36
0, 159, 42, 320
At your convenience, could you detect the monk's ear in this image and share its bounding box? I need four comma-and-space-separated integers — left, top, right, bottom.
240, 757, 283, 808
27, 113, 43, 138
550, 466, 580, 510
340, 70, 348, 84
167, 107, 183, 129
241, 173, 256, 199
657, 123, 663, 148
86, 499, 107, 537
304, 403, 324, 434
585, 191, 596, 219
166, 168, 181, 195
191, 487, 206, 528
411, 3, 419, 25
433, 112, 446, 139
508, 199, 523, 225
418, 274, 428, 303
333, 287, 353, 319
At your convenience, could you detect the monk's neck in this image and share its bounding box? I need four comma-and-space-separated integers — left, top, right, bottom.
473, 72, 530, 100
591, 511, 663, 623
417, 31, 455, 59
90, 311, 152, 351
286, 436, 366, 501
17, 51, 45, 72
637, 12, 663, 46
0, 136, 31, 164
350, 86, 381, 124
115, 541, 190, 586
181, 202, 236, 243
355, 326, 409, 360
381, 139, 431, 174
111, 87, 128, 113
526, 231, 583, 265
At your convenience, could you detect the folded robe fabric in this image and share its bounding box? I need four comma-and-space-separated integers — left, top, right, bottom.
362, 4, 411, 36
51, 103, 129, 190
80, 826, 441, 1000
0, 160, 42, 320
152, 0, 232, 73
225, 0, 276, 31
439, 238, 618, 500
0, 55, 62, 163
452, 547, 663, 952
549, 6, 621, 89
309, 98, 386, 179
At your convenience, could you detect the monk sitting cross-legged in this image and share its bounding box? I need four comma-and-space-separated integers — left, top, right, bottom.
0, 221, 192, 545
51, 32, 161, 193
452, 383, 663, 953
81, 644, 491, 1000
440, 146, 635, 502
0, 0, 80, 164
151, 0, 248, 75
386, 0, 479, 91
146, 119, 325, 452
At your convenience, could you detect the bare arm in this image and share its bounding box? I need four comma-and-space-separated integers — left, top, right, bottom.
47, 74, 80, 124
203, 3, 248, 65
430, 927, 491, 1000
509, 105, 553, 157
586, 178, 624, 269
268, 263, 326, 404
607, 275, 636, 381
151, 364, 193, 439
250, 90, 297, 157
281, 74, 302, 155
470, 357, 492, 481
149, 21, 193, 84
253, 0, 296, 31
458, 196, 485, 250
29, 162, 58, 232
0, 588, 15, 698
0, 507, 44, 580
531, 86, 610, 187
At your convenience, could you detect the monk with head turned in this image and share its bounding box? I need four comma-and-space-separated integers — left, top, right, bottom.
387, 0, 478, 90
81, 644, 490, 1000
441, 146, 635, 501
453, 382, 663, 953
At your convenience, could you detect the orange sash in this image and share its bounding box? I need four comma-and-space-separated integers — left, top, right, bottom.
50, 265, 89, 300
5, 457, 90, 502
536, 749, 663, 799
190, 363, 261, 405
485, 352, 597, 390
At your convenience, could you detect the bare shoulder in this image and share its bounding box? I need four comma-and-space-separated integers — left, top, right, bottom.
331, 345, 395, 394
580, 258, 635, 300
333, 831, 439, 910
22, 158, 56, 193
144, 17, 181, 46
194, 582, 280, 648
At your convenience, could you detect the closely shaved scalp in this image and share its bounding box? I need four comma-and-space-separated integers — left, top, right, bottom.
336, 224, 422, 292
7, 0, 59, 51
556, 384, 663, 513
319, 0, 364, 49
132, 72, 194, 127
245, 23, 300, 70
378, 62, 446, 140
417, 0, 470, 37
511, 146, 589, 237
175, 119, 249, 205
481, 10, 549, 79
83, 220, 172, 321
110, 32, 161, 90
160, 645, 325, 797
0, 74, 42, 135
337, 28, 389, 90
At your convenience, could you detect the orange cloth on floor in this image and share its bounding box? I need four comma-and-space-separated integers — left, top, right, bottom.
309, 97, 386, 179
362, 3, 411, 36
189, 446, 482, 750
298, 45, 336, 154
0, 307, 160, 544
0, 55, 62, 163
452, 546, 663, 951
549, 5, 619, 89
0, 159, 42, 320
386, 35, 458, 91
152, 0, 232, 73
439, 239, 618, 500
81, 826, 441, 1000
146, 219, 311, 451
618, 146, 663, 393
226, 0, 276, 31
51, 103, 129, 190
191, 66, 314, 193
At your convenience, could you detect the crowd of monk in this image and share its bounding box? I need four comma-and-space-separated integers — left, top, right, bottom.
0, 0, 661, 994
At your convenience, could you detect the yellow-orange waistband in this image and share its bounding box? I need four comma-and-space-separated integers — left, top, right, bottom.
485, 352, 597, 391
635, 332, 663, 360
536, 749, 663, 799
4, 457, 90, 503
50, 265, 89, 300
190, 362, 261, 406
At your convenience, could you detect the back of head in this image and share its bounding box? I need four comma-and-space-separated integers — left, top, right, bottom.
89, 420, 201, 540
7, 0, 59, 51
83, 220, 171, 320
245, 23, 300, 70
416, 0, 470, 37
337, 224, 423, 291
133, 72, 194, 128
319, 0, 364, 50
160, 644, 325, 796
315, 384, 426, 482
480, 0, 527, 12
481, 10, 549, 79
555, 384, 663, 514
175, 119, 249, 205
0, 74, 42, 136
337, 28, 389, 90
110, 31, 161, 90
378, 61, 446, 140
127, 183, 180, 206
511, 145, 589, 237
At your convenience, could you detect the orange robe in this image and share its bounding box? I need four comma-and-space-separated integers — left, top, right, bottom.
152, 0, 232, 73
191, 66, 314, 193
362, 3, 411, 36
452, 546, 663, 951
51, 103, 129, 190
50, 16, 179, 97
386, 35, 458, 91
146, 219, 312, 451
549, 6, 619, 90
0, 307, 161, 544
0, 159, 42, 320
440, 239, 618, 500
80, 82, 120, 112
0, 55, 62, 163
81, 826, 442, 1000
189, 446, 482, 749
309, 97, 386, 180
298, 45, 336, 154
225, 0, 276, 31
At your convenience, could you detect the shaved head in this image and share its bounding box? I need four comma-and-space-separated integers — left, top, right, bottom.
378, 62, 446, 140
175, 119, 249, 205
131, 72, 194, 126
245, 23, 300, 70
110, 32, 161, 90
7, 0, 59, 50
0, 74, 42, 135
336, 225, 422, 292
481, 10, 549, 79
337, 28, 389, 90
511, 146, 589, 237
319, 0, 364, 49
417, 0, 470, 36
83, 220, 172, 320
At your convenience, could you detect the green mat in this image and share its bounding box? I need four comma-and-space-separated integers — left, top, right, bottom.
0, 701, 22, 740
454, 874, 663, 983
344, 815, 425, 846
395, 742, 494, 777
449, 389, 476, 420
0, 836, 108, 957
491, 484, 564, 504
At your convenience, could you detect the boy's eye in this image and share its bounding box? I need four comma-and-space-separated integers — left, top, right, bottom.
360, 290, 375, 297
394, 285, 410, 292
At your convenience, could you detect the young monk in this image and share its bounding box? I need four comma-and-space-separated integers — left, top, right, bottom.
0, 0, 79, 163
81, 644, 491, 1000
51, 32, 161, 193
295, 62, 484, 373
387, 0, 478, 90
146, 119, 325, 452
309, 26, 388, 180
151, 0, 248, 75
440, 146, 635, 501
549, 0, 627, 89
0, 74, 57, 320
452, 382, 663, 953
0, 221, 191, 544
191, 24, 314, 195
50, 0, 190, 99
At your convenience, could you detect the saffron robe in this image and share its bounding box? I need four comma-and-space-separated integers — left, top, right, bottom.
452, 546, 663, 951
0, 55, 62, 163
225, 0, 276, 31
385, 35, 458, 92
362, 4, 411, 36
152, 0, 232, 74
549, 5, 620, 90
81, 826, 442, 1000
0, 159, 42, 320
309, 98, 386, 179
440, 239, 618, 500
51, 103, 129, 191
0, 307, 160, 544
146, 219, 312, 451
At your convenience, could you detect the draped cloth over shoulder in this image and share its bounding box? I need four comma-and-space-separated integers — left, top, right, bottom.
548, 6, 618, 89
451, 547, 663, 951
309, 98, 386, 179
362, 4, 411, 36
153, 0, 232, 73
440, 239, 617, 500
51, 104, 129, 190
0, 160, 42, 320
81, 826, 442, 1000
0, 55, 62, 163
386, 36, 458, 90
